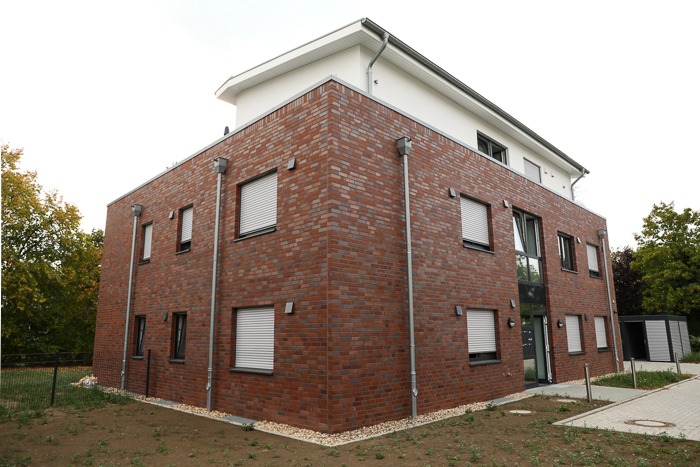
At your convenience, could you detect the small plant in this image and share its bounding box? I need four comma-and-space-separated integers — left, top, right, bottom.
470, 443, 481, 462
248, 453, 256, 459
485, 402, 498, 411
556, 404, 571, 413
156, 441, 171, 455
241, 422, 255, 431
375, 452, 384, 459
249, 437, 259, 447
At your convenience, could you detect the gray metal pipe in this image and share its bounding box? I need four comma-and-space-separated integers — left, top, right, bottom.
121, 203, 142, 390
367, 32, 389, 94
207, 157, 228, 411
396, 137, 417, 418
598, 229, 620, 373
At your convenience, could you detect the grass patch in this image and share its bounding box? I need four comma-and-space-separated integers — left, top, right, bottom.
681, 351, 700, 363
594, 370, 690, 390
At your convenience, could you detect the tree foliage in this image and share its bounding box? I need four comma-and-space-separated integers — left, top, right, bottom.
632, 202, 700, 324
1, 144, 103, 354
611, 246, 643, 315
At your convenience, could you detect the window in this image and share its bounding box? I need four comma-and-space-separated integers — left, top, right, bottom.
524, 158, 541, 183
172, 313, 187, 360
594, 316, 608, 349
558, 233, 575, 271
460, 197, 491, 250
467, 309, 498, 362
134, 316, 146, 356
142, 223, 153, 261
477, 133, 508, 164
513, 210, 542, 283
239, 172, 278, 237
234, 306, 275, 372
565, 315, 583, 353
587, 244, 600, 277
178, 206, 193, 252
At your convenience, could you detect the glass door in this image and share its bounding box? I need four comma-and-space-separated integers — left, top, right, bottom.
521, 304, 552, 385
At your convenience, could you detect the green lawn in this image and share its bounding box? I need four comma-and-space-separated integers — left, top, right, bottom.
594, 369, 691, 390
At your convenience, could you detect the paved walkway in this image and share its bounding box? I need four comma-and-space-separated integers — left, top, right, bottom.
525, 362, 700, 441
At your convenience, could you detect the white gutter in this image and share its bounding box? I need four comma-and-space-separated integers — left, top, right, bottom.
207, 157, 228, 411
367, 32, 389, 94
121, 203, 142, 390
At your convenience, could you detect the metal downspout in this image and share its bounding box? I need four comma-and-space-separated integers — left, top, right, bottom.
121, 203, 142, 390
598, 229, 620, 373
570, 169, 586, 200
207, 157, 228, 412
367, 32, 389, 94
396, 137, 417, 419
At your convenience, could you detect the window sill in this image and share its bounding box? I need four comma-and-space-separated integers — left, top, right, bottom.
568, 351, 586, 356
597, 348, 611, 353
131, 356, 144, 360
560, 268, 577, 274
235, 226, 276, 242
139, 259, 150, 265
469, 359, 502, 367
175, 249, 191, 256
462, 243, 494, 254
169, 359, 185, 364
230, 367, 273, 375
588, 272, 602, 279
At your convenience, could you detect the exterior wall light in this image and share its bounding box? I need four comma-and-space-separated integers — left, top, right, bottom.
285, 302, 294, 314
557, 319, 564, 328
448, 188, 456, 198
507, 317, 516, 328
510, 299, 517, 308
455, 305, 463, 316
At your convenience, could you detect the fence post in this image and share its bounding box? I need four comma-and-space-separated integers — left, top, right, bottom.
675, 352, 682, 375
584, 363, 592, 402
145, 349, 151, 398
631, 358, 637, 389
50, 352, 59, 407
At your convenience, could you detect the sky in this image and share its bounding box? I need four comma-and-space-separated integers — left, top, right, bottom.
1, 0, 698, 249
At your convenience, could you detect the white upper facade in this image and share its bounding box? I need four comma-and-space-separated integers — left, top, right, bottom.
215, 19, 587, 199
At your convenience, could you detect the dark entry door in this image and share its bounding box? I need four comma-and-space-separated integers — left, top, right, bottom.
522, 304, 551, 385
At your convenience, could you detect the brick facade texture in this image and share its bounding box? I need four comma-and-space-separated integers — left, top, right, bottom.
94, 79, 621, 433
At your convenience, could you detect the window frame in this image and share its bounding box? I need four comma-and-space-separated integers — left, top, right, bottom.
466, 309, 499, 363
177, 206, 193, 253
513, 210, 543, 284
557, 232, 575, 271
238, 171, 278, 239
594, 316, 609, 350
134, 315, 146, 357
460, 196, 492, 251
141, 222, 153, 262
477, 132, 508, 165
587, 243, 601, 277
172, 312, 187, 360
565, 314, 583, 354
232, 306, 275, 374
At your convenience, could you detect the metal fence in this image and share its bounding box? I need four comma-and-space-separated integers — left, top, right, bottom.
0, 352, 121, 413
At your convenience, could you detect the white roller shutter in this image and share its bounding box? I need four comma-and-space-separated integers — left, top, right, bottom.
181, 207, 193, 242
646, 320, 670, 361
143, 224, 153, 260
467, 310, 496, 354
524, 158, 541, 183
566, 315, 582, 353
594, 316, 608, 349
460, 197, 490, 247
236, 307, 275, 370
240, 172, 277, 236
587, 244, 599, 274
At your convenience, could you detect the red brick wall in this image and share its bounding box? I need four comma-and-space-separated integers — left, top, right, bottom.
94, 79, 621, 433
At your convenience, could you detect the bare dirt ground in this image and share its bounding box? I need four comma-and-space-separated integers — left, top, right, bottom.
2, 396, 699, 466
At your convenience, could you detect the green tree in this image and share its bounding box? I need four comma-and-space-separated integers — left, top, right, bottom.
1, 143, 103, 354
632, 202, 700, 334
611, 246, 643, 315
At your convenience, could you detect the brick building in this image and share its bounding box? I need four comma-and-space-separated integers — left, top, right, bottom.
94, 19, 622, 433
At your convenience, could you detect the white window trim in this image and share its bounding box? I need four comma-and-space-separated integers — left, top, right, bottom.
566, 314, 582, 353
